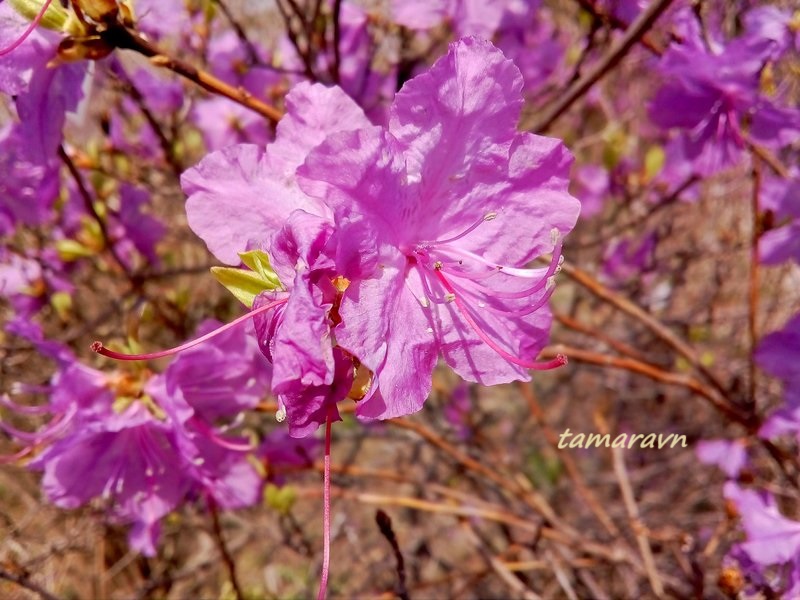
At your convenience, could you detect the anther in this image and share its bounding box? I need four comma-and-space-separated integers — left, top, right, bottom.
484, 212, 498, 221
444, 293, 456, 303
433, 261, 443, 270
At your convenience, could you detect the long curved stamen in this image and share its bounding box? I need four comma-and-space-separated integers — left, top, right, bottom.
92, 298, 289, 361
0, 402, 77, 443
0, 0, 54, 57
2, 394, 52, 415
439, 239, 563, 279
190, 417, 255, 452
444, 273, 557, 318
0, 445, 34, 464
422, 212, 497, 247
434, 269, 567, 371
442, 243, 563, 301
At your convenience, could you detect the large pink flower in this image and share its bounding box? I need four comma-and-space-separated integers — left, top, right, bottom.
297, 37, 580, 421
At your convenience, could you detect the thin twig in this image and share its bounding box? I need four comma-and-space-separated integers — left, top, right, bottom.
749, 155, 762, 408
560, 262, 740, 414
213, 0, 260, 64
0, 566, 62, 600
461, 520, 542, 600
102, 25, 282, 122
540, 344, 749, 424
275, 0, 318, 81
555, 312, 650, 363
531, 0, 675, 133
607, 436, 665, 598
58, 145, 134, 280
375, 510, 410, 600
517, 381, 621, 537
207, 497, 244, 600
330, 0, 343, 84
573, 0, 666, 55
110, 62, 183, 177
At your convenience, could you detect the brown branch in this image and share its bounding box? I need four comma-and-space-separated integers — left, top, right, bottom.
112, 65, 183, 177
516, 381, 620, 538
609, 443, 665, 598
555, 312, 650, 363
540, 344, 749, 424
749, 155, 762, 408
103, 25, 282, 123
746, 138, 790, 179
0, 566, 62, 600
375, 510, 410, 600
207, 497, 244, 600
58, 145, 135, 281
212, 0, 260, 64
560, 261, 740, 415
574, 0, 666, 55
330, 0, 343, 84
531, 0, 675, 133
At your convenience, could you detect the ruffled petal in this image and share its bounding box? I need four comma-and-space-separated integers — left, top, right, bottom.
388, 37, 524, 241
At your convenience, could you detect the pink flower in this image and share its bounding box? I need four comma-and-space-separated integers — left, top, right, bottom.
182, 38, 579, 434
182, 82, 373, 436
297, 37, 579, 421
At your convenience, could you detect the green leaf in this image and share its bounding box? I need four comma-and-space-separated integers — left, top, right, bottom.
211, 266, 281, 308
55, 239, 95, 261
50, 291, 72, 321
239, 249, 282, 287
644, 145, 666, 182
264, 484, 297, 515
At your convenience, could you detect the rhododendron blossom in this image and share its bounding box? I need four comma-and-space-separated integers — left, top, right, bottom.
184, 37, 579, 436
298, 38, 579, 421
4, 319, 270, 555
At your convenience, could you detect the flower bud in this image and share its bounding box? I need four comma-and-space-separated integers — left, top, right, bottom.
8, 0, 86, 35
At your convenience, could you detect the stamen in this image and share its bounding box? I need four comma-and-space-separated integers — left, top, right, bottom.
2, 394, 51, 415
92, 298, 288, 361
442, 240, 563, 300
0, 0, 54, 57
424, 212, 498, 246
0, 402, 77, 443
434, 270, 567, 371
439, 243, 562, 280
0, 445, 34, 464
443, 273, 556, 318
191, 417, 255, 452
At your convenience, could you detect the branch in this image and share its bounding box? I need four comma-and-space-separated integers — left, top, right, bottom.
207, 497, 244, 600
559, 262, 739, 414
103, 25, 282, 123
531, 0, 675, 133
0, 566, 62, 600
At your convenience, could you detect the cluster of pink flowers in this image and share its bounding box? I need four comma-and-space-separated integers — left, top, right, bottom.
1, 1, 798, 594
1, 0, 578, 559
